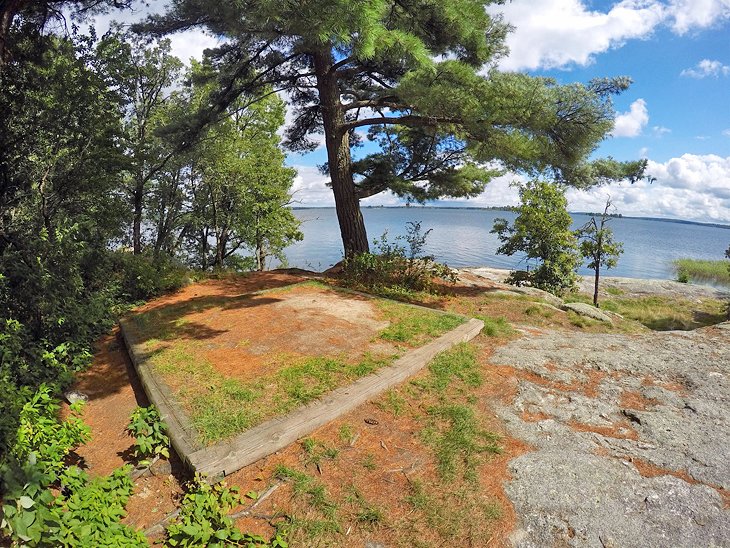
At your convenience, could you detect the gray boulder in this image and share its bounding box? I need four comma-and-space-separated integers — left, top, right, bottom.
561, 302, 613, 323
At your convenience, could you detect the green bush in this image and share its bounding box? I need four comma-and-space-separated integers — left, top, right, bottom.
13, 385, 90, 477
166, 476, 288, 547
1, 389, 144, 547
343, 221, 456, 294
110, 251, 190, 302
126, 405, 170, 462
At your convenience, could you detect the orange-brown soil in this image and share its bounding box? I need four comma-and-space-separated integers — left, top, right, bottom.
67, 272, 540, 546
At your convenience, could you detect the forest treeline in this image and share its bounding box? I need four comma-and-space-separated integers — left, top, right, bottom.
0, 7, 300, 456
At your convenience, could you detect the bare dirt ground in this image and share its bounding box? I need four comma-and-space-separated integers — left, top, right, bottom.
133, 281, 397, 381
67, 269, 730, 546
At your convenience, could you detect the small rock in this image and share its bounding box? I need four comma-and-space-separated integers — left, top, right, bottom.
561, 302, 613, 323
150, 459, 172, 476
511, 286, 565, 308
64, 390, 88, 405
364, 542, 386, 548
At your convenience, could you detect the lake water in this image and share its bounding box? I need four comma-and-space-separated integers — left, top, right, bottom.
280, 207, 730, 280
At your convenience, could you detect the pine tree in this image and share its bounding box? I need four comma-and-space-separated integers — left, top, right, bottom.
136, 0, 646, 257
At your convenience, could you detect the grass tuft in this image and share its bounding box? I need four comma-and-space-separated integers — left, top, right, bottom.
421, 343, 482, 394
423, 404, 502, 482
673, 258, 730, 286
476, 315, 516, 337
377, 301, 464, 345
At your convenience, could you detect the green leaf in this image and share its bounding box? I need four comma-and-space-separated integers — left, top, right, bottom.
18, 496, 35, 509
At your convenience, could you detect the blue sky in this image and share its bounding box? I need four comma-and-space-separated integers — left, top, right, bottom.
92, 0, 730, 223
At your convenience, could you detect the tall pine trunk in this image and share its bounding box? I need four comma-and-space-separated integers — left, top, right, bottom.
593, 267, 600, 307
132, 181, 144, 255
313, 48, 369, 258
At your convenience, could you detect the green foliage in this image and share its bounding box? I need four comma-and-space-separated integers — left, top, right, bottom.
50, 466, 148, 547
423, 402, 501, 483
180, 78, 301, 271
166, 476, 287, 547
475, 315, 515, 337
1, 406, 145, 547
578, 199, 624, 306
12, 385, 90, 478
343, 221, 456, 294
112, 251, 190, 302
301, 438, 339, 468
378, 306, 465, 345
127, 405, 170, 461
273, 465, 340, 534
422, 343, 482, 394
493, 180, 580, 295
0, 454, 56, 545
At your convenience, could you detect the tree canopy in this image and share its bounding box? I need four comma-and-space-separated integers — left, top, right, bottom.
136, 0, 646, 256
493, 180, 580, 295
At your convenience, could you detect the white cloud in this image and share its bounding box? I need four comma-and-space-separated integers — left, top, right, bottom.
681, 59, 730, 78
723, 129, 730, 137
490, 1, 730, 71
652, 125, 671, 136
565, 153, 730, 223
290, 165, 333, 207
612, 99, 649, 137
666, 0, 730, 34
489, 0, 665, 71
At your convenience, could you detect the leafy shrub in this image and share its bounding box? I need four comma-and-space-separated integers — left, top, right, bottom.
343, 221, 456, 294
166, 476, 288, 547
49, 466, 148, 547
13, 384, 90, 478
493, 180, 580, 296
126, 405, 170, 462
0, 454, 56, 545
110, 251, 190, 302
1, 390, 144, 547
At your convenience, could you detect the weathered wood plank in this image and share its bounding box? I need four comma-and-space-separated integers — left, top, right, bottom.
188, 318, 483, 478
119, 318, 202, 464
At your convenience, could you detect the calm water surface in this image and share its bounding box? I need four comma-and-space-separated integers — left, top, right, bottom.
281, 207, 730, 280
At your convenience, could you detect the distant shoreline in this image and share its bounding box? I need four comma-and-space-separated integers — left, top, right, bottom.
290, 205, 730, 230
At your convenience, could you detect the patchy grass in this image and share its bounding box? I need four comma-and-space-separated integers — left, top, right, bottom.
402, 479, 502, 543
301, 437, 339, 468
422, 404, 502, 482
377, 301, 464, 345
673, 258, 730, 286
475, 314, 516, 337
133, 282, 471, 444
274, 465, 340, 530
375, 389, 408, 416
146, 345, 397, 444
416, 343, 483, 395
337, 424, 354, 444
524, 304, 556, 319
566, 293, 727, 331
346, 486, 384, 527
361, 453, 377, 471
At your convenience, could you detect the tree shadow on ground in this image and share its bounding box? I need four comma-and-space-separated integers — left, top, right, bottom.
129, 294, 285, 345
72, 331, 152, 404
